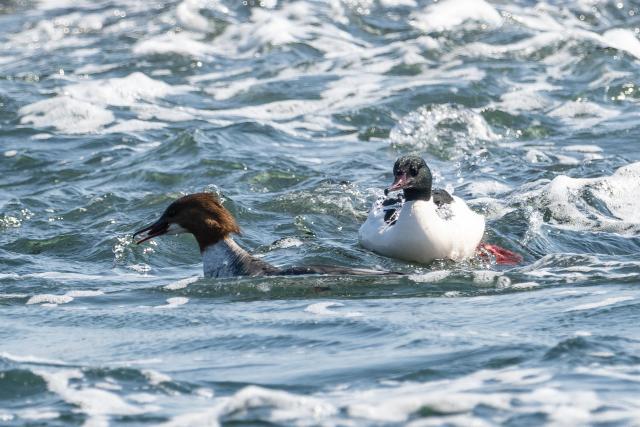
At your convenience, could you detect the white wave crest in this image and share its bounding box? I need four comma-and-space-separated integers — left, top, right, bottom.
19, 96, 114, 134
411, 0, 502, 32
304, 302, 363, 318
161, 365, 638, 426
390, 104, 497, 157
515, 162, 640, 235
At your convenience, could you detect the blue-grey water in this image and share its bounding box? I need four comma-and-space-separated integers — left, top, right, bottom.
2, 0, 640, 425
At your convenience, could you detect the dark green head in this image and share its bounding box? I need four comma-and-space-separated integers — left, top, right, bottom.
386, 155, 433, 201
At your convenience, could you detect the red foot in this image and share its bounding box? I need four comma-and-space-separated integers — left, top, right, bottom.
478, 243, 523, 265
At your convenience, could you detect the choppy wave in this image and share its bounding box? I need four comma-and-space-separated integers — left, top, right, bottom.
2, 0, 640, 425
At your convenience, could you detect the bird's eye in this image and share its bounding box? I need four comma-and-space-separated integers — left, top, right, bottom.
410, 167, 418, 176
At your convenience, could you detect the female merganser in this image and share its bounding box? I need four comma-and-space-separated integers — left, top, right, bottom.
134, 193, 394, 278
359, 155, 521, 264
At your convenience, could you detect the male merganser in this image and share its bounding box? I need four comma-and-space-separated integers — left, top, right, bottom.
134, 193, 394, 278
359, 155, 521, 264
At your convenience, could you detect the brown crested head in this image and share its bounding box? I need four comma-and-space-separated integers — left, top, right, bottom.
134, 193, 240, 252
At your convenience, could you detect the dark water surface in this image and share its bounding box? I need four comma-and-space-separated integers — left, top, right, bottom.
1, 0, 640, 425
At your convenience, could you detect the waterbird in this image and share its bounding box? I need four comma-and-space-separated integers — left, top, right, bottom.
358, 155, 522, 265
134, 193, 395, 278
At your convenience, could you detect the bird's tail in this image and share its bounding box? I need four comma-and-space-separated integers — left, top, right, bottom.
478, 243, 523, 265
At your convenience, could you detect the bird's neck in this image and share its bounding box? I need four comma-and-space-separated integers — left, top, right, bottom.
201, 238, 277, 278
403, 188, 431, 202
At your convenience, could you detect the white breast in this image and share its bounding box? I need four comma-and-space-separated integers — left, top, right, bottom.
201, 239, 240, 278
358, 197, 485, 264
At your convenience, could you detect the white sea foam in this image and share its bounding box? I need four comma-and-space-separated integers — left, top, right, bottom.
65, 290, 104, 298
164, 276, 200, 290
563, 145, 603, 153
248, 6, 312, 46
37, 369, 146, 427
494, 77, 558, 112
390, 104, 497, 157
19, 410, 59, 420
176, 0, 213, 33
162, 365, 635, 426
515, 162, 640, 234
105, 120, 166, 133
305, 302, 363, 318
154, 297, 189, 309
411, 0, 502, 32
511, 281, 540, 290
472, 270, 501, 285
132, 104, 197, 122
163, 385, 337, 427
25, 271, 152, 282
19, 96, 114, 134
549, 99, 620, 130
601, 28, 640, 60
0, 293, 28, 299
0, 352, 69, 366
409, 270, 451, 283
142, 369, 172, 385
20, 72, 185, 134
498, 88, 551, 112
63, 72, 184, 106
465, 180, 511, 196
133, 31, 216, 57
74, 63, 118, 75
24, 288, 104, 306
567, 296, 634, 312
7, 10, 105, 50
270, 237, 304, 249
26, 294, 74, 305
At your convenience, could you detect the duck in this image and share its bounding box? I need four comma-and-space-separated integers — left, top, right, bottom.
359, 155, 521, 264
134, 192, 395, 278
